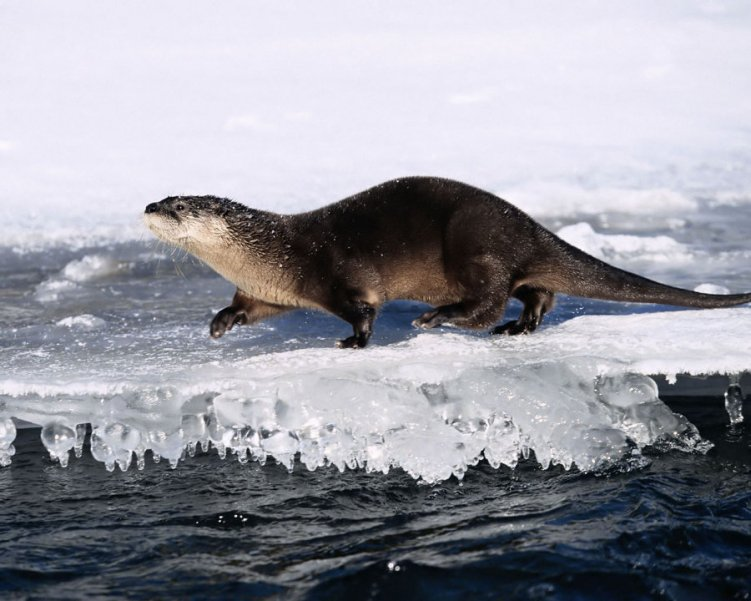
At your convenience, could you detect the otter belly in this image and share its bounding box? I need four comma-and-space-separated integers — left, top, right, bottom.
379, 256, 459, 304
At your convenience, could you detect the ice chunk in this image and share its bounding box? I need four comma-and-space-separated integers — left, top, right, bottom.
483, 415, 522, 470
41, 422, 77, 467
148, 428, 184, 469
0, 418, 16, 467
90, 426, 117, 472
724, 381, 744, 426
261, 430, 299, 472
0, 319, 737, 479
90, 422, 143, 472
556, 222, 690, 265
74, 424, 86, 458
34, 279, 79, 303
596, 373, 708, 452
508, 184, 697, 219
181, 414, 207, 457
694, 283, 731, 295
34, 254, 131, 303
61, 254, 126, 282
56, 315, 107, 330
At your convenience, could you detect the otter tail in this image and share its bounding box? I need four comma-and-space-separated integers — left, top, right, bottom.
540, 237, 751, 309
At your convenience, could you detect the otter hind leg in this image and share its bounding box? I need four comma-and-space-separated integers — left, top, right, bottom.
412, 298, 509, 330
413, 259, 510, 330
492, 286, 555, 336
210, 289, 289, 338
412, 303, 467, 329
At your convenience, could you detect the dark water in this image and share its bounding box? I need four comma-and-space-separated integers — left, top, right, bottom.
1, 398, 749, 600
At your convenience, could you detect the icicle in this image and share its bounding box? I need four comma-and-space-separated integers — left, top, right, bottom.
724, 376, 744, 425
41, 422, 77, 467
0, 418, 17, 467
181, 414, 206, 457
74, 423, 87, 458
135, 446, 146, 470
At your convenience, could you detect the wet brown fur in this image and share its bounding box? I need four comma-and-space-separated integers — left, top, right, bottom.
144, 176, 751, 348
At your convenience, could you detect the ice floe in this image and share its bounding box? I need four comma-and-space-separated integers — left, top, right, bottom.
1, 309, 748, 482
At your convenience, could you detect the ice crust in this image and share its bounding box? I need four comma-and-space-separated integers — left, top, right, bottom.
4, 308, 747, 482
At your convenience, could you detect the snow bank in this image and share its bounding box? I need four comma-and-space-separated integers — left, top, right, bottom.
509, 184, 698, 219
556, 222, 692, 265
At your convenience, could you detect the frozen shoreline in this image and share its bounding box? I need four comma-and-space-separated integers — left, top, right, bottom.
2, 309, 747, 480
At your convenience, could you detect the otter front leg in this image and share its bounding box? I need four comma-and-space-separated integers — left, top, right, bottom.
322, 287, 379, 349
335, 299, 377, 348
210, 289, 289, 338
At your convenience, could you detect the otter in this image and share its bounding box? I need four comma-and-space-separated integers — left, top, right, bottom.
144, 176, 751, 348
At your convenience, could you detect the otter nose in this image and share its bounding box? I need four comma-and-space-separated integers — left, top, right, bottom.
145, 203, 159, 214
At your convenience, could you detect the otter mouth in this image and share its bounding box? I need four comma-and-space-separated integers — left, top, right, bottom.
143, 206, 181, 244
144, 202, 160, 215
143, 202, 182, 227
145, 202, 183, 221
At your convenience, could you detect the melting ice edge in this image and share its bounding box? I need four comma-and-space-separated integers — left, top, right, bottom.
2, 326, 740, 484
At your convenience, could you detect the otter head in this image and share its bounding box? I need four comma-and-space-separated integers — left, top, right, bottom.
143, 195, 247, 252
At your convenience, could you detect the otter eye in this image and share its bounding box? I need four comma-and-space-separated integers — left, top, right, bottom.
175, 203, 185, 212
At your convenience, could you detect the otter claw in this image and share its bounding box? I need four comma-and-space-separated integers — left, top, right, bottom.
210, 307, 246, 338
412, 310, 441, 329
491, 320, 531, 336
336, 335, 368, 349
209, 316, 229, 338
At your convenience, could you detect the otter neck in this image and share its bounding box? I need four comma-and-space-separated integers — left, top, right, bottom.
187, 213, 303, 306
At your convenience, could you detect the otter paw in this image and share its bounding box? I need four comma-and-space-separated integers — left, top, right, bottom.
210, 307, 245, 338
412, 310, 442, 329
491, 321, 529, 336
336, 335, 367, 349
